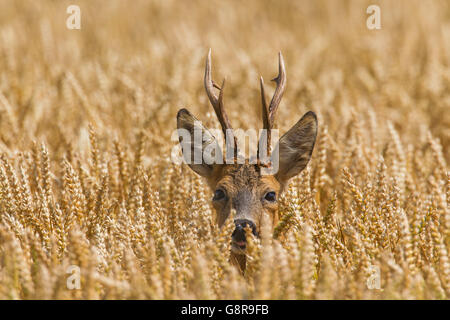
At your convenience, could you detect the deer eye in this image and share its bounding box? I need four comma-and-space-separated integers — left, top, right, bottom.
264, 191, 276, 202
213, 189, 226, 201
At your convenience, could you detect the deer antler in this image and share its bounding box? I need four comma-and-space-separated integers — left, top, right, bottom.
258, 52, 286, 159
204, 49, 237, 155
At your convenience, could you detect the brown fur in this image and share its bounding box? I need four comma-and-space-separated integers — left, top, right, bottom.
207, 163, 281, 231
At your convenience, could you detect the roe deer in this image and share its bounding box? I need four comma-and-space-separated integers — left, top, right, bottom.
177, 50, 318, 272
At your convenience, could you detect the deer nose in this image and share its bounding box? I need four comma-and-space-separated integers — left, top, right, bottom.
232, 219, 257, 243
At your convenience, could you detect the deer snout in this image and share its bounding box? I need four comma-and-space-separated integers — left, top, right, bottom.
231, 219, 257, 250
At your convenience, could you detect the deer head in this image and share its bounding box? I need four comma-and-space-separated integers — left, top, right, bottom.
177, 50, 318, 272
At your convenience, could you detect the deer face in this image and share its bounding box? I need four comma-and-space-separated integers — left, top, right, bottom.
177, 50, 318, 258
209, 164, 281, 253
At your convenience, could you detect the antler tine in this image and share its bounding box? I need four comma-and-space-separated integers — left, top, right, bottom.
204, 49, 219, 107
268, 52, 286, 124
204, 49, 237, 153
259, 52, 286, 157
260, 76, 270, 132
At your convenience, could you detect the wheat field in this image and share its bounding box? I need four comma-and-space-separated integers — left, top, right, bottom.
0, 0, 449, 299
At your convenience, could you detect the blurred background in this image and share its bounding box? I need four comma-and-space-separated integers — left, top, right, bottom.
0, 0, 448, 160
0, 0, 449, 300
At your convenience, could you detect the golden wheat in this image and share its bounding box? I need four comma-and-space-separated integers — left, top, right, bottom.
0, 0, 448, 299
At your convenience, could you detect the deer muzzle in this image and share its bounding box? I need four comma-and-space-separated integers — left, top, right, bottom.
231, 219, 258, 252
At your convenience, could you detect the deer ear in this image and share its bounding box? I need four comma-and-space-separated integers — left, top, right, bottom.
177, 108, 223, 178
273, 111, 318, 185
